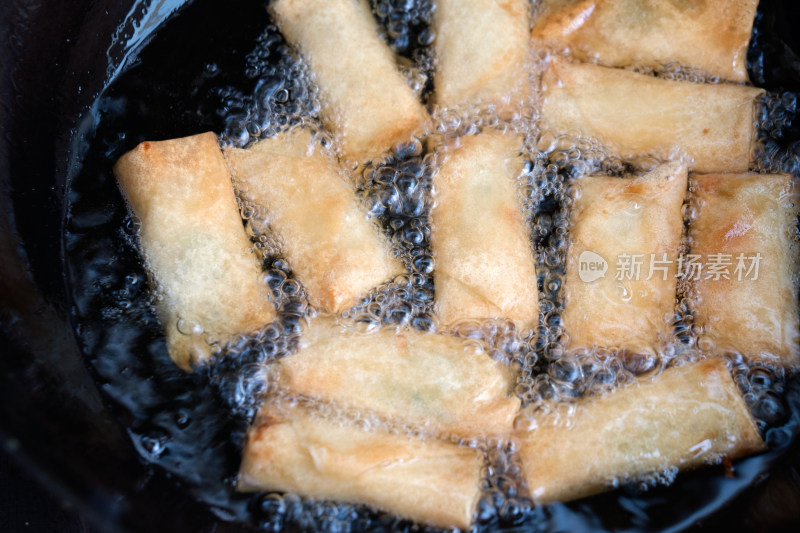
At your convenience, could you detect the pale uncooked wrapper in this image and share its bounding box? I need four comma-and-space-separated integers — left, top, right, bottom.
562, 162, 688, 354
433, 0, 531, 115
267, 317, 521, 440
430, 130, 539, 331
517, 358, 765, 504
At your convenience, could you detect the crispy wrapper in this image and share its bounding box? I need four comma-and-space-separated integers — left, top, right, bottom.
540, 59, 763, 173
238, 400, 483, 529
430, 131, 539, 330
432, 0, 531, 115
691, 173, 800, 366
224, 129, 404, 313
517, 358, 765, 504
532, 0, 758, 82
113, 133, 276, 370
563, 162, 687, 353
270, 0, 429, 162
268, 317, 520, 440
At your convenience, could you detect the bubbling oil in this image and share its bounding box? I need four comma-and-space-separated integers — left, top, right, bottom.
62, 0, 800, 531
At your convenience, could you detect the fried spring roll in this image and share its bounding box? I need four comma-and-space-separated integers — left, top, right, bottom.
532, 0, 758, 82
268, 317, 520, 439
562, 162, 687, 353
113, 133, 276, 370
540, 59, 763, 173
691, 173, 800, 366
224, 129, 404, 313
430, 131, 539, 330
238, 401, 483, 529
516, 358, 765, 504
433, 0, 531, 114
270, 0, 429, 162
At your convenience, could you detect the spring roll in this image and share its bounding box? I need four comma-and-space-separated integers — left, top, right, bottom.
224, 129, 404, 313
268, 317, 520, 440
690, 173, 800, 366
562, 162, 687, 354
430, 131, 539, 331
270, 0, 429, 162
540, 59, 763, 173
432, 0, 531, 115
113, 133, 276, 370
532, 0, 758, 82
239, 400, 483, 529
516, 357, 765, 504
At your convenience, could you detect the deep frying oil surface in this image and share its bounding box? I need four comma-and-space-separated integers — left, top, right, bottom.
64, 0, 800, 531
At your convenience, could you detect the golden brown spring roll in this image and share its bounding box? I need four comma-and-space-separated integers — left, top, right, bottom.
239, 400, 483, 529
691, 173, 800, 366
224, 129, 404, 313
532, 0, 758, 82
113, 133, 276, 370
540, 59, 763, 173
430, 131, 539, 331
270, 0, 429, 162
516, 357, 765, 504
562, 162, 687, 353
432, 0, 531, 115
268, 317, 520, 440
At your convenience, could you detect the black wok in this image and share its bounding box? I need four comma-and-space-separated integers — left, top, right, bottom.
2, 0, 800, 531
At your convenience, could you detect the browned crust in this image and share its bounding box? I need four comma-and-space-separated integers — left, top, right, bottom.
691, 172, 800, 365
238, 400, 483, 529
224, 129, 405, 313
540, 59, 763, 173
113, 132, 276, 370
532, 0, 758, 82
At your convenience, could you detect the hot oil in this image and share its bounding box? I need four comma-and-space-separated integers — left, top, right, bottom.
63, 0, 800, 531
